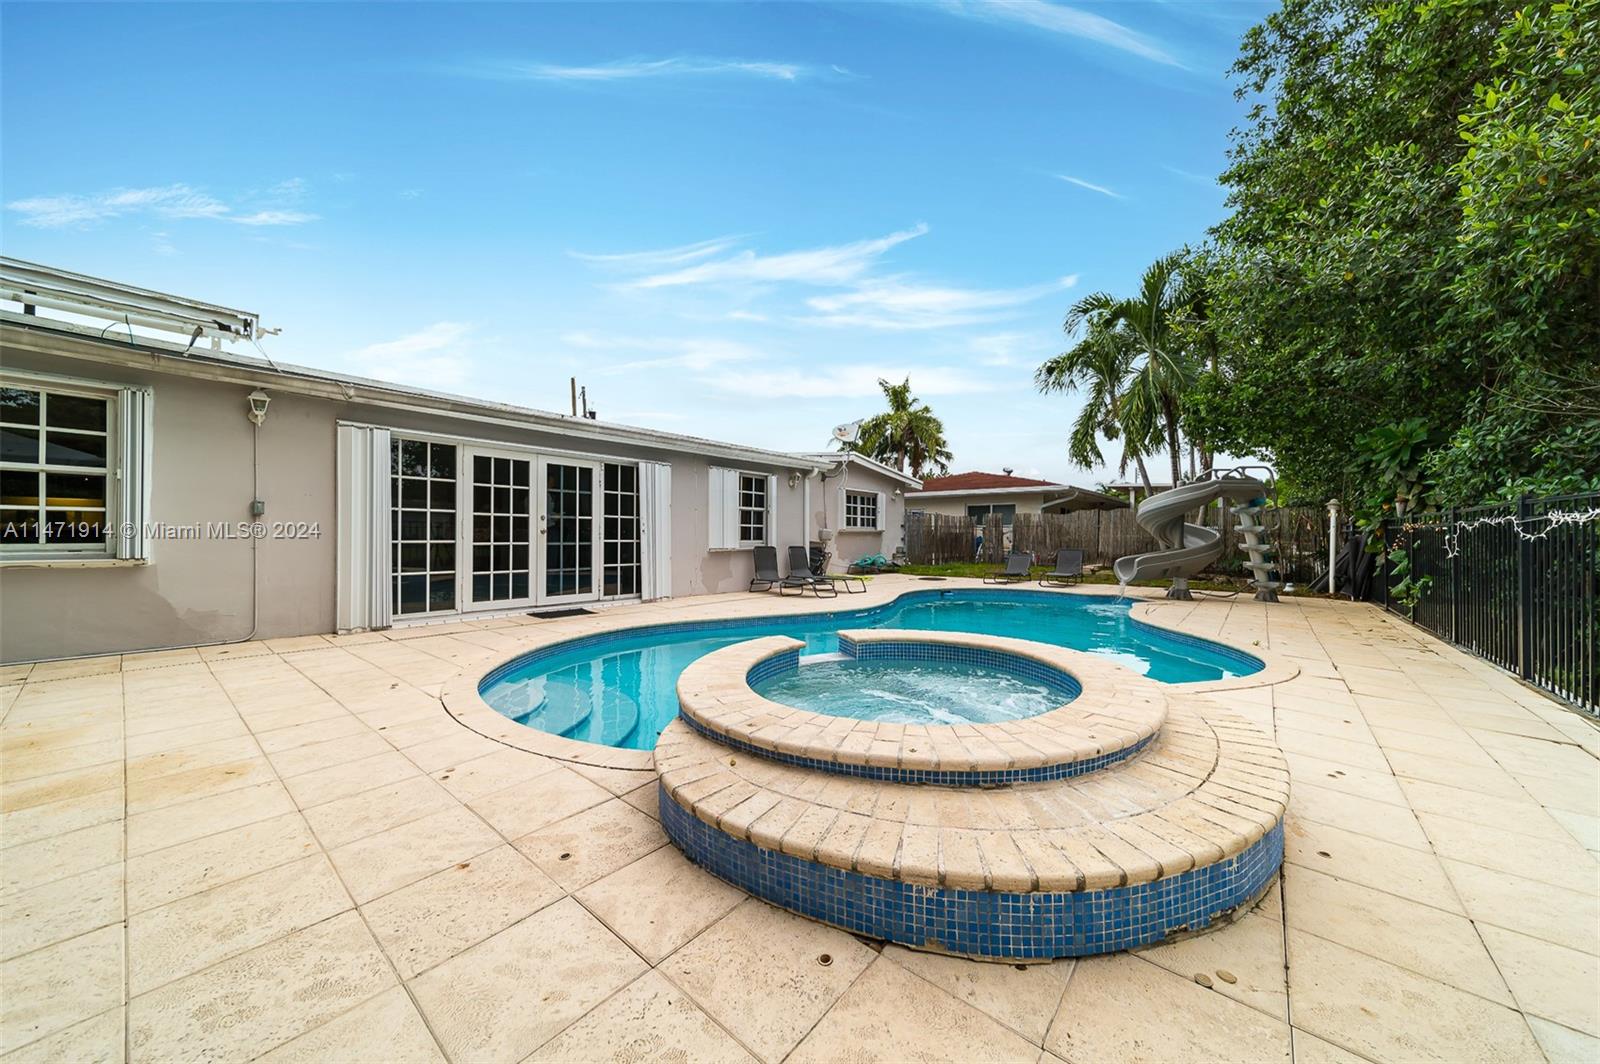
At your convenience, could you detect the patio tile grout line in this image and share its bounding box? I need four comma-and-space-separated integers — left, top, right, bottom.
193, 649, 460, 1064
1301, 609, 1547, 1061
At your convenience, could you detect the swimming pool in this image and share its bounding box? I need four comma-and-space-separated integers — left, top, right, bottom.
478, 589, 1261, 751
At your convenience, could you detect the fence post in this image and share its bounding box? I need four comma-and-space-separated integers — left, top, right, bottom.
1449, 506, 1460, 643
1381, 519, 1390, 610
1516, 494, 1533, 679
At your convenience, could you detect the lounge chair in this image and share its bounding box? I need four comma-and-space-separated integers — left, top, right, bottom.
810, 545, 866, 593
783, 545, 839, 598
1040, 548, 1085, 586
984, 552, 1032, 584
750, 546, 783, 592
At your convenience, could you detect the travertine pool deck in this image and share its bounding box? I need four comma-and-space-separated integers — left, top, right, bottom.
3, 577, 1598, 1062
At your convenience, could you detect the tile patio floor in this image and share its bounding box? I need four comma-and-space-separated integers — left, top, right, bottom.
2, 577, 1597, 1063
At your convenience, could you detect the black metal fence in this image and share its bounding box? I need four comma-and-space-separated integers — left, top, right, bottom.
1380, 492, 1600, 716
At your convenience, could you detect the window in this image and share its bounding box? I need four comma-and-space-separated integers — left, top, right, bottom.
967, 503, 1017, 526
603, 462, 640, 597
738, 473, 767, 545
391, 438, 457, 615
1, 384, 113, 554
844, 490, 880, 531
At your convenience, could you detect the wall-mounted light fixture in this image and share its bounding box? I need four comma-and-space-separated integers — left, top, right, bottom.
246, 389, 271, 425
788, 471, 802, 489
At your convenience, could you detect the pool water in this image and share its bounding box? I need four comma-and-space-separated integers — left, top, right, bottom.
753, 658, 1068, 726
479, 590, 1260, 751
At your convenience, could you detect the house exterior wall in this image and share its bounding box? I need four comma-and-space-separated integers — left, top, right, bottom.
0, 341, 812, 663
905, 491, 1053, 519
811, 463, 908, 566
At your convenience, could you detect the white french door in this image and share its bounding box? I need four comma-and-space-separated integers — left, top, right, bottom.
537, 456, 602, 606
463, 448, 535, 610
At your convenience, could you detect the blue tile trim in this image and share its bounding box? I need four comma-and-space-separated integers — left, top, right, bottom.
660, 787, 1283, 960
477, 587, 1264, 692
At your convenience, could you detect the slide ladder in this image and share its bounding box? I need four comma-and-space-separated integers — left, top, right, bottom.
1113, 468, 1279, 601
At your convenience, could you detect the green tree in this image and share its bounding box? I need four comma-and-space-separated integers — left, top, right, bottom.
1193, 0, 1600, 508
1040, 252, 1205, 488
853, 377, 954, 478
1034, 311, 1159, 490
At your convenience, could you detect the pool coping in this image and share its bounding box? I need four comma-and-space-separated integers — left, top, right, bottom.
675, 630, 1167, 786
438, 583, 1301, 771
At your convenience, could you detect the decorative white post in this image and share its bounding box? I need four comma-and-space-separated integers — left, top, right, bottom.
1326, 498, 1340, 597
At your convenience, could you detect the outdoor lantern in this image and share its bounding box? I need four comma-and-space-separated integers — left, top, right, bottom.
246, 389, 271, 425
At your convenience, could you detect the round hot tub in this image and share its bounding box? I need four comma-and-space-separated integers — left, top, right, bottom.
749, 639, 1081, 726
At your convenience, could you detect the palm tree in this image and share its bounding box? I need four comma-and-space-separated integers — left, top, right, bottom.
853, 377, 953, 478
1034, 320, 1160, 492
1057, 252, 1202, 488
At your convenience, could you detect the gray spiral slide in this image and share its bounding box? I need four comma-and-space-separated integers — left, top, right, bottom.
1114, 476, 1272, 599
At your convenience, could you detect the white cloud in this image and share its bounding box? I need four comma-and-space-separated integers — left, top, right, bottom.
934, 0, 1184, 68
472, 56, 815, 83
343, 321, 473, 389
562, 331, 764, 373
6, 182, 317, 229
231, 210, 320, 226
569, 235, 743, 271
624, 224, 929, 289
801, 275, 1076, 330
969, 332, 1040, 367
710, 364, 992, 400
1057, 174, 1122, 199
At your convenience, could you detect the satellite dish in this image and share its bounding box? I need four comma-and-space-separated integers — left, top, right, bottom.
832, 420, 863, 445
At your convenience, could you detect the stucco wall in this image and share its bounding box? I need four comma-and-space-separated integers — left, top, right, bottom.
0, 342, 813, 662
905, 491, 1052, 519
811, 463, 908, 566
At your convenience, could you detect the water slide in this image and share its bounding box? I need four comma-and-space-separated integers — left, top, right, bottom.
1113, 475, 1279, 600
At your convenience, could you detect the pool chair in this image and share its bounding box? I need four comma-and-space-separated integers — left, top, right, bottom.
750, 546, 784, 592
810, 545, 866, 594
783, 545, 839, 598
1040, 548, 1085, 586
983, 551, 1032, 584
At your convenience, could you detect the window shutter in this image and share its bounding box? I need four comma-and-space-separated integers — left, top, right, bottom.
115, 387, 154, 561
837, 487, 846, 530
766, 474, 777, 545
707, 467, 732, 550
639, 461, 672, 600
874, 491, 886, 532
336, 424, 392, 631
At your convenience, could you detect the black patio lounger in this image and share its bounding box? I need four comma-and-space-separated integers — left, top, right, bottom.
809, 545, 865, 594
750, 545, 783, 592
1040, 548, 1085, 586
783, 545, 839, 597
984, 551, 1032, 584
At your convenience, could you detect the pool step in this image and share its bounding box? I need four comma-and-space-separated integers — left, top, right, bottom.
655, 694, 1287, 960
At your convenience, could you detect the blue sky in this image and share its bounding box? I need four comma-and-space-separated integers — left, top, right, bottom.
2, 1, 1270, 483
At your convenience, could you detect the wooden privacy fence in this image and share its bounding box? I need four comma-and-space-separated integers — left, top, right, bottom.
906, 504, 1330, 581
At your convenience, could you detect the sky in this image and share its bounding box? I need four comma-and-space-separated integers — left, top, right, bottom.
1, 1, 1271, 485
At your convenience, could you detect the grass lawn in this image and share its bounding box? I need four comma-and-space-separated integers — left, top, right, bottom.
895, 562, 1258, 595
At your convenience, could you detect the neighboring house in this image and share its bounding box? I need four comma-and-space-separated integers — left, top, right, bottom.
795, 452, 921, 567
0, 259, 907, 662
906, 471, 1125, 525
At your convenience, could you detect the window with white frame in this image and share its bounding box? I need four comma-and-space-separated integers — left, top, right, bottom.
602, 462, 640, 597
0, 376, 150, 561
390, 438, 458, 615
708, 467, 773, 550
844, 489, 881, 531
737, 473, 767, 545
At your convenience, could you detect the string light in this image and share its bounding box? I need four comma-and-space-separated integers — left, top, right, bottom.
1394, 507, 1600, 558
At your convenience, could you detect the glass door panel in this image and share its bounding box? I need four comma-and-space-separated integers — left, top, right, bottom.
467, 451, 532, 607
538, 458, 600, 605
